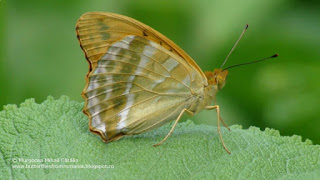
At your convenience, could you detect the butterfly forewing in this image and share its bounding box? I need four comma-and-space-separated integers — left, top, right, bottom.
76, 12, 208, 142
76, 12, 206, 76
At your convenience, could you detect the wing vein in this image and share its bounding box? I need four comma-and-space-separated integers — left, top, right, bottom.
92, 94, 159, 118
85, 81, 190, 96
87, 86, 127, 100
87, 89, 144, 109
96, 60, 170, 78
126, 101, 185, 133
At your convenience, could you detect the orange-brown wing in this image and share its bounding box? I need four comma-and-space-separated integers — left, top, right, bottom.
76, 12, 208, 142
76, 12, 206, 79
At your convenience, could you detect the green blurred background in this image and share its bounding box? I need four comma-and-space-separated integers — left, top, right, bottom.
1, 0, 320, 144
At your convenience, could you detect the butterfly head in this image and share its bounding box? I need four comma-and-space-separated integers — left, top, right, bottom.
205, 69, 229, 90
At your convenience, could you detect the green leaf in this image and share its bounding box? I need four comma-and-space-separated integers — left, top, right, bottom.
1, 96, 319, 179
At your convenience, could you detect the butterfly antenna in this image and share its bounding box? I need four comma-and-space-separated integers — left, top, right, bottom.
220, 24, 249, 69
223, 54, 278, 71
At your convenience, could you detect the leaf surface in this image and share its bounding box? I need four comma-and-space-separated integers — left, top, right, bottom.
0, 96, 319, 179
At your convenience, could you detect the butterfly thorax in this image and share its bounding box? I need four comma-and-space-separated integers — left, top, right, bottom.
189, 69, 229, 113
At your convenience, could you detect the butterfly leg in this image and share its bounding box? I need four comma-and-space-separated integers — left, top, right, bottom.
153, 109, 194, 147
213, 100, 230, 131
218, 115, 230, 131
205, 105, 231, 154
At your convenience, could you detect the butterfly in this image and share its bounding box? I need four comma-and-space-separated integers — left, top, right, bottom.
76, 12, 277, 154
